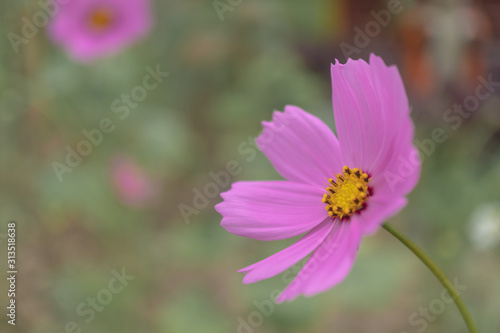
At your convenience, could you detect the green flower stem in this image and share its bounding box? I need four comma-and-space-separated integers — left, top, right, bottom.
382, 223, 478, 333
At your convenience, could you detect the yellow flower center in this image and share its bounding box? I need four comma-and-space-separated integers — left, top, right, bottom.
322, 166, 371, 219
89, 8, 114, 31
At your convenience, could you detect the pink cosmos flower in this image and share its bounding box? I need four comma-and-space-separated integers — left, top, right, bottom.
215, 54, 420, 302
110, 155, 157, 208
48, 0, 153, 61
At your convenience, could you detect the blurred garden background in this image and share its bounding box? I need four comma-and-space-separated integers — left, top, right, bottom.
1, 0, 500, 332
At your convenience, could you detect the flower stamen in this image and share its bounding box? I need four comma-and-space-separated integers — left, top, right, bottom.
88, 8, 114, 31
323, 166, 371, 219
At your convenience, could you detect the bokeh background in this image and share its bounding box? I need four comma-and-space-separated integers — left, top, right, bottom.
1, 0, 500, 332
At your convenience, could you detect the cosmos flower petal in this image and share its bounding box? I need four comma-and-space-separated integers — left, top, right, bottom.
368, 53, 410, 120
216, 181, 328, 241
370, 122, 421, 198
356, 195, 408, 235
238, 219, 334, 284
276, 220, 362, 302
256, 105, 344, 186
331, 54, 414, 176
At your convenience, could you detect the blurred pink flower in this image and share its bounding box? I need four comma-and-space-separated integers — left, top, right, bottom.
110, 156, 156, 208
48, 0, 153, 61
215, 55, 420, 302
